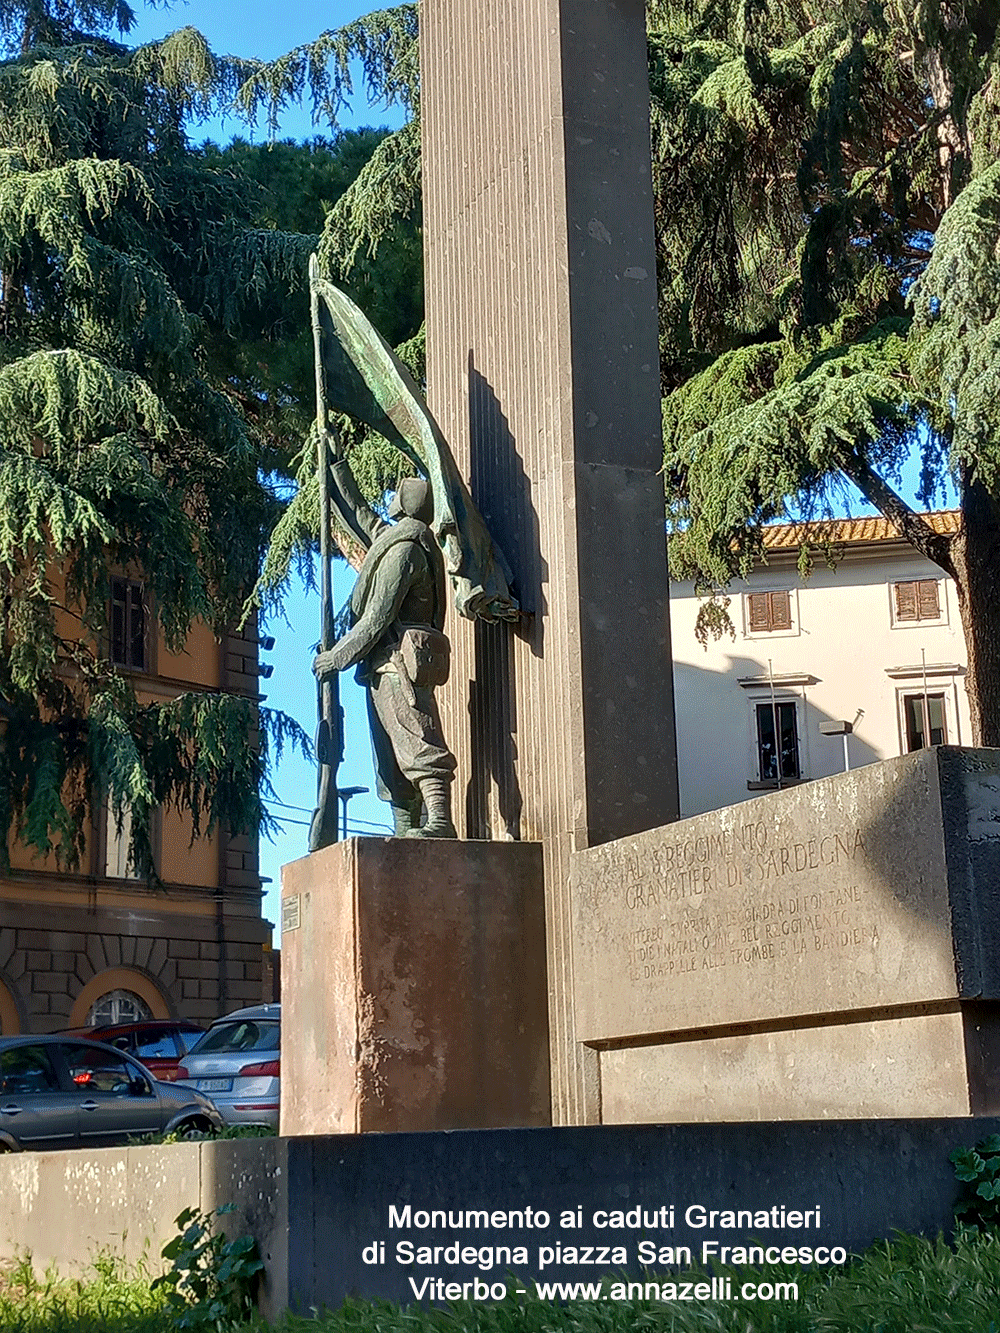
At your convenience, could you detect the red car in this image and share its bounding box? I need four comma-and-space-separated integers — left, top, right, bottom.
55, 1021, 205, 1082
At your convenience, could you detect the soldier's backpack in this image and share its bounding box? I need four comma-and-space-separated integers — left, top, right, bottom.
397, 625, 451, 688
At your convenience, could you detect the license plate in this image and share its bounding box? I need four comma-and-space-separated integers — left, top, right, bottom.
198, 1078, 232, 1092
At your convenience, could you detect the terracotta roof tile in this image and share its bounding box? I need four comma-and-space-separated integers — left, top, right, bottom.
762, 511, 960, 549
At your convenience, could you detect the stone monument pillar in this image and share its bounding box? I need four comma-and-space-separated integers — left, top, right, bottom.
421, 0, 678, 1124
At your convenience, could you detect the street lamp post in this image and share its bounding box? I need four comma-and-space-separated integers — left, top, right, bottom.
338, 786, 369, 841
818, 720, 853, 773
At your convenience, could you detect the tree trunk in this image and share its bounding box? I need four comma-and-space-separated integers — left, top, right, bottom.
950, 471, 1000, 746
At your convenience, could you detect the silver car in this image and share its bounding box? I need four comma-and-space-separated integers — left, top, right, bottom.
0, 1035, 223, 1151
175, 1004, 280, 1128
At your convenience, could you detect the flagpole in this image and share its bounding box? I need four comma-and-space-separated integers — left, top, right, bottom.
308, 254, 343, 852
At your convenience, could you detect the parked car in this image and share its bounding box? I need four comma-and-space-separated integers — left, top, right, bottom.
55, 1021, 205, 1081
0, 1035, 223, 1152
175, 1004, 280, 1128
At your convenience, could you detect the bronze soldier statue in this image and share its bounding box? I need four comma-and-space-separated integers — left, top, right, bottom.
305, 265, 518, 848
312, 455, 457, 838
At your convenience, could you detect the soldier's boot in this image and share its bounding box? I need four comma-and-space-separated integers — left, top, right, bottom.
391, 798, 422, 837
406, 778, 457, 839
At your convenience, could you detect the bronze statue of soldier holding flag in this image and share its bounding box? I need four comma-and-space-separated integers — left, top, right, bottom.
306, 259, 518, 848
312, 452, 457, 838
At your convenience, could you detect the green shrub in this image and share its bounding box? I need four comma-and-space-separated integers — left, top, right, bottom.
952, 1135, 1000, 1231
152, 1205, 263, 1332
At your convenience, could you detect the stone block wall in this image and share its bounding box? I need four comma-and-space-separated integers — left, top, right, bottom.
0, 901, 267, 1033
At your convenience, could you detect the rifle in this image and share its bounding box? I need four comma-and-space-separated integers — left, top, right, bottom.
308, 254, 344, 853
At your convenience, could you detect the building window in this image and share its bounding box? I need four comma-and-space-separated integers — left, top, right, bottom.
110, 576, 146, 669
105, 801, 141, 879
903, 692, 947, 750
747, 590, 792, 633
103, 800, 156, 880
755, 700, 801, 781
893, 580, 941, 623
86, 988, 153, 1027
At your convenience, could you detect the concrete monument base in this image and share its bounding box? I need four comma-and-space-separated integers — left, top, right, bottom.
280, 838, 550, 1134
571, 747, 1000, 1123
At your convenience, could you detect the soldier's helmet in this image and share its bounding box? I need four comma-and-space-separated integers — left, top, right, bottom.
388, 477, 433, 525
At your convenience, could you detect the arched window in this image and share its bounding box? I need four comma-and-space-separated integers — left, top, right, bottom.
69, 966, 169, 1028
86, 988, 153, 1027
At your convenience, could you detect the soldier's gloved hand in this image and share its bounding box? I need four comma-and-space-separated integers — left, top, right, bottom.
312, 649, 342, 683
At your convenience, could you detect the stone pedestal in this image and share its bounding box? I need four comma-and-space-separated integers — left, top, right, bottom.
570, 747, 1000, 1122
280, 838, 550, 1134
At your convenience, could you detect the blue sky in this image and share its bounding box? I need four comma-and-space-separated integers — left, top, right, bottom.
128, 0, 407, 937
130, 0, 406, 142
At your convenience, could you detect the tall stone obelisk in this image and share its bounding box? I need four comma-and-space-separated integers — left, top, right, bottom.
421, 0, 678, 1124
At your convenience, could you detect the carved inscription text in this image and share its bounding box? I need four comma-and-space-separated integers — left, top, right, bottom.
612, 822, 878, 984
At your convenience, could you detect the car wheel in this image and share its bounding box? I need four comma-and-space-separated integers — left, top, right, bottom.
176, 1117, 215, 1140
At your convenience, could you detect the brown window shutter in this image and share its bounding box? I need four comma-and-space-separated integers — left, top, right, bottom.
917, 580, 940, 620
894, 581, 918, 621
769, 590, 792, 630
748, 593, 771, 632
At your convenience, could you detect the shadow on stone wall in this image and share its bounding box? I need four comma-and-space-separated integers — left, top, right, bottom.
853, 746, 1000, 974
462, 360, 543, 839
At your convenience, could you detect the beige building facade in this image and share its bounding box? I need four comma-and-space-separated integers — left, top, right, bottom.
0, 603, 268, 1036
671, 512, 971, 818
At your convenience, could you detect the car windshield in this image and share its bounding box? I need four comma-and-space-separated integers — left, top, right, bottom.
190, 1021, 279, 1055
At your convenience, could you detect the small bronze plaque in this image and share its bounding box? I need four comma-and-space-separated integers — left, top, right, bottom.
282, 893, 301, 933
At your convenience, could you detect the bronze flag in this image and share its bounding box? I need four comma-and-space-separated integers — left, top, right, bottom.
311, 270, 518, 623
